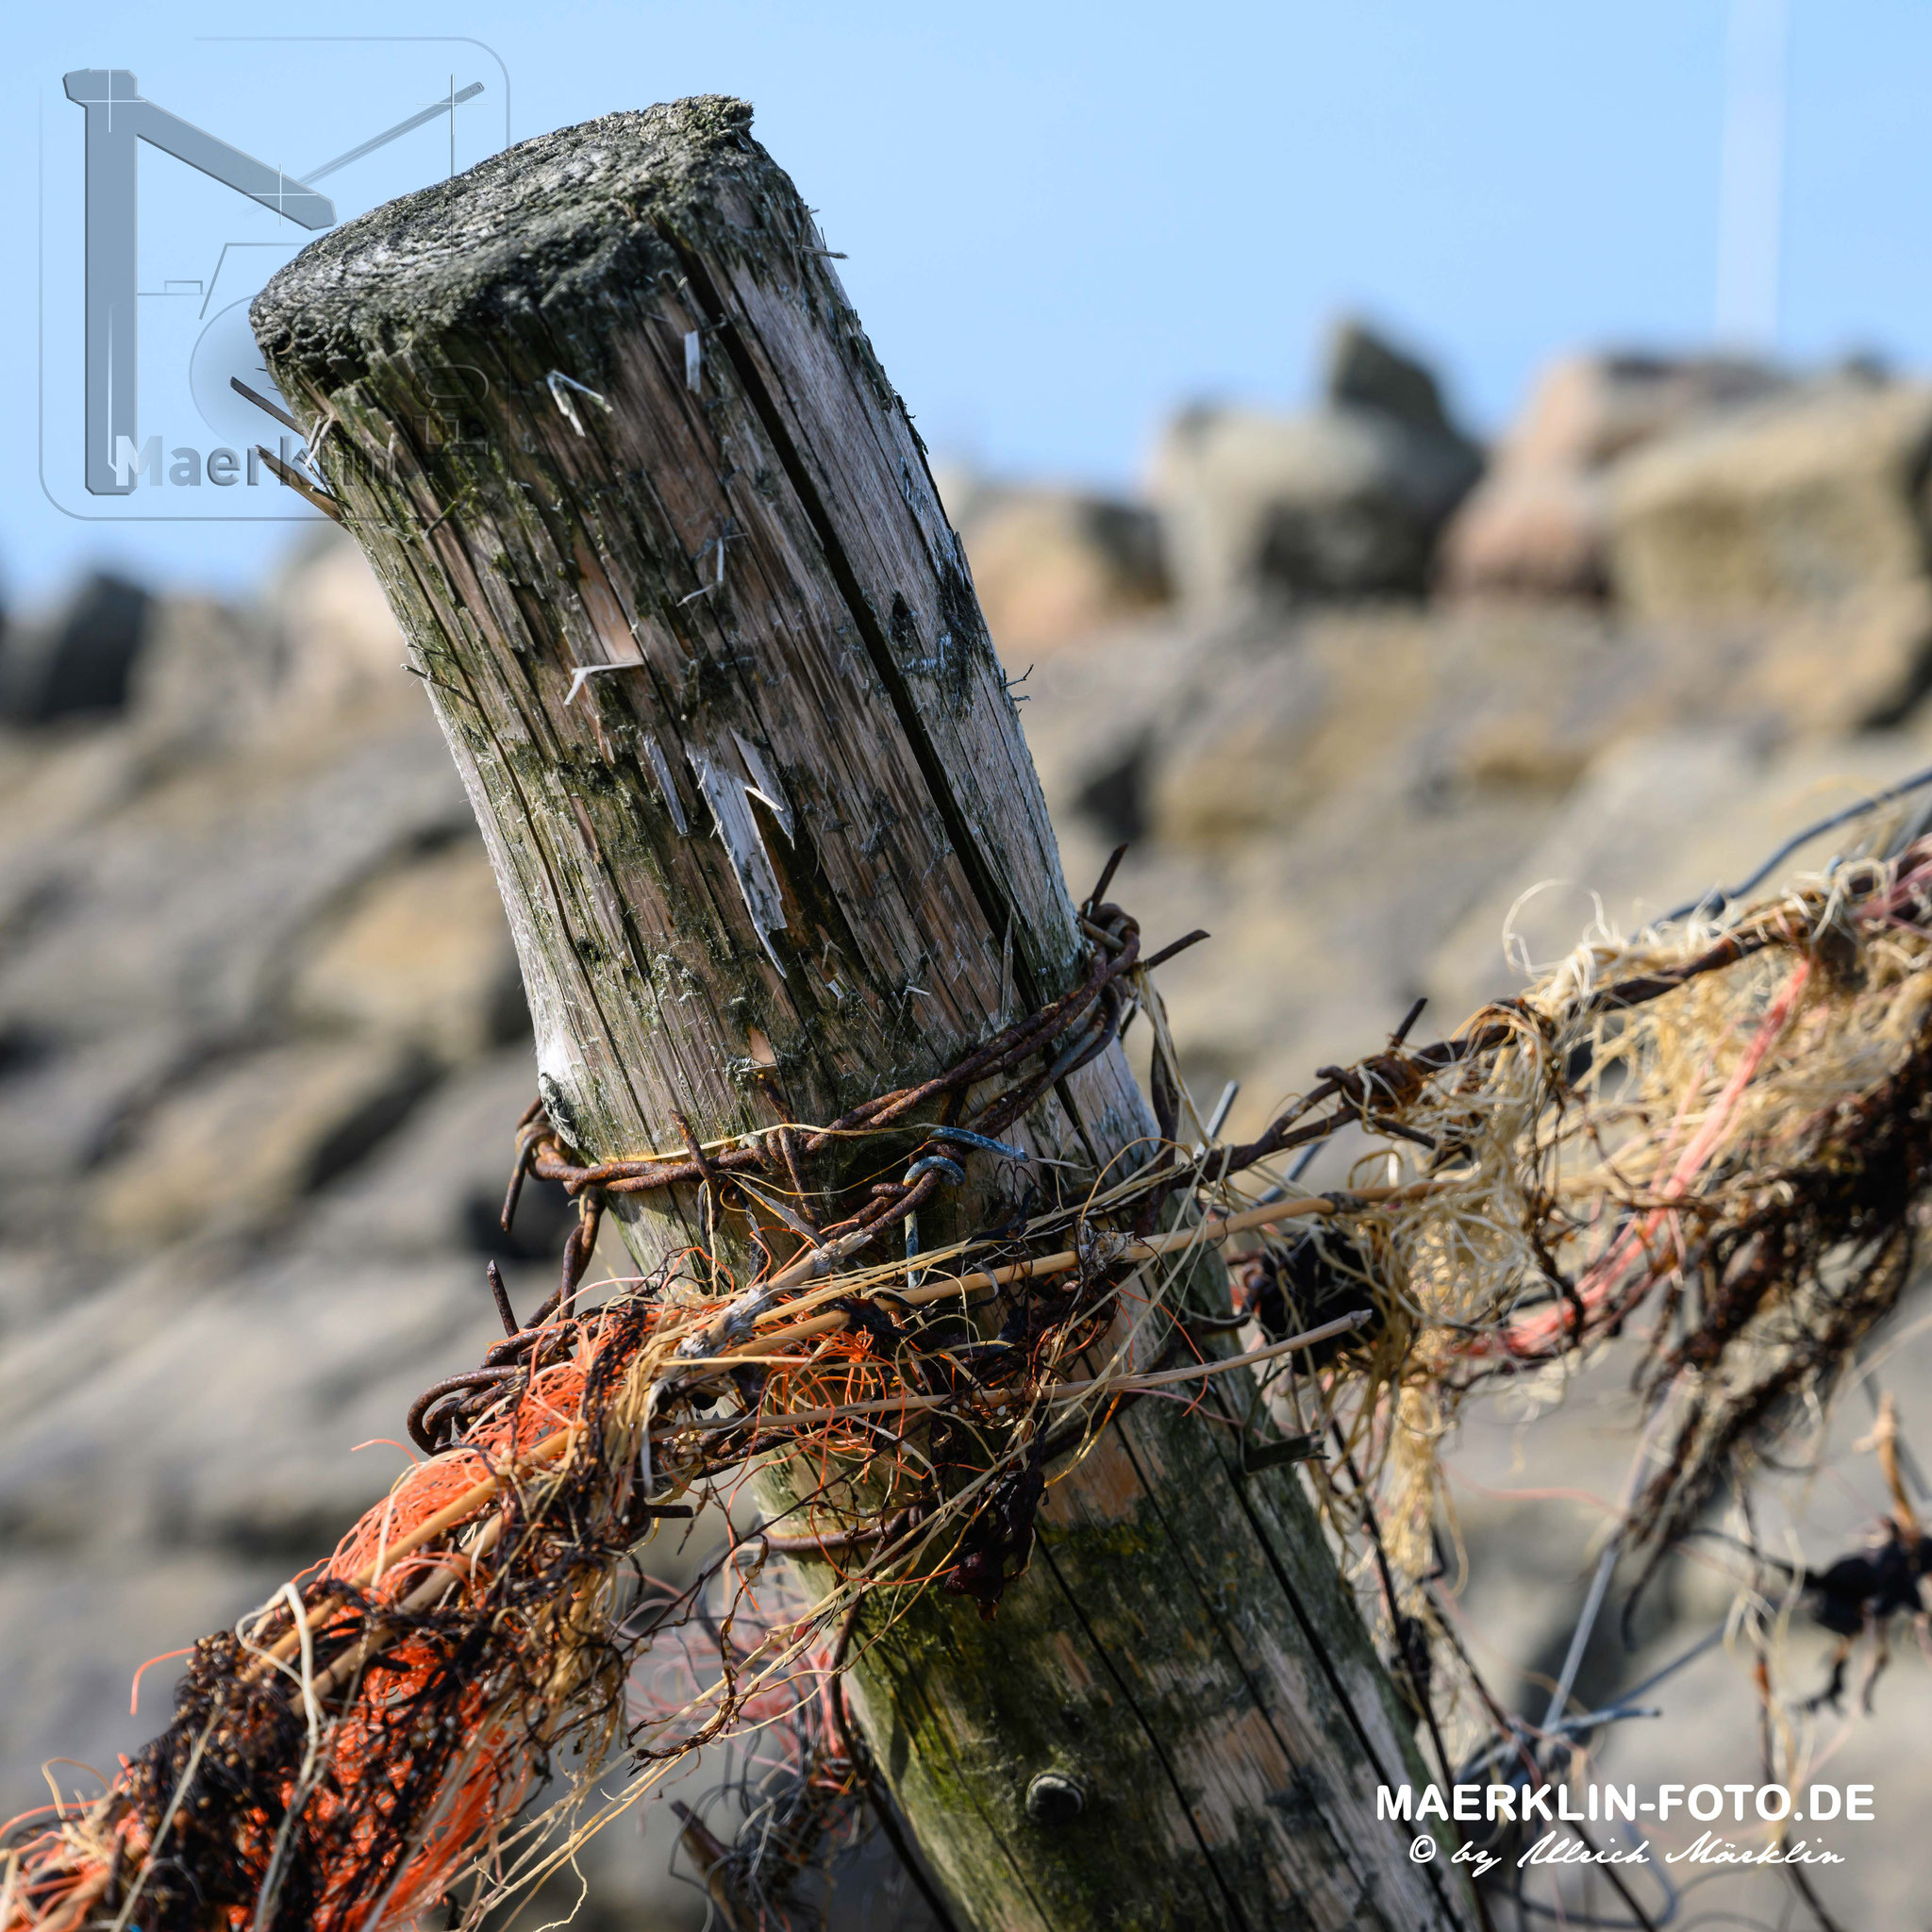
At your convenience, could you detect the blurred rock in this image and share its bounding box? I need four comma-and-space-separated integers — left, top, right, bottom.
1028, 568, 1932, 1169
124, 535, 415, 756
1126, 601, 1769, 852
1607, 377, 1932, 617
1150, 322, 1480, 608
271, 528, 411, 714
1436, 467, 1607, 601
953, 485, 1167, 652
0, 588, 480, 1256
288, 839, 525, 1062
1741, 579, 1932, 733
0, 716, 470, 1054
0, 573, 152, 723
1150, 407, 1478, 605
1324, 318, 1466, 441
1145, 610, 1416, 844
0, 1552, 285, 1810
0, 1031, 192, 1221
1508, 353, 1782, 472
305, 1052, 570, 1264
0, 1234, 531, 1785
91, 1039, 433, 1250
1016, 612, 1202, 849
0, 729, 145, 890
1425, 727, 1932, 1020
128, 594, 288, 754
1441, 353, 1785, 599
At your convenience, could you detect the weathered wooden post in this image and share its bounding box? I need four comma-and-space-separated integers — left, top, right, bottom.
255, 97, 1464, 1931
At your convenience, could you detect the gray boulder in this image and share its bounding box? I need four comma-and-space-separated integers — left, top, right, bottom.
1150, 322, 1481, 608
0, 573, 152, 722
1325, 317, 1465, 441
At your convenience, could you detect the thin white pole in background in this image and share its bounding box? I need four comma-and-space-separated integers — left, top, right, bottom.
1716, 0, 1790, 350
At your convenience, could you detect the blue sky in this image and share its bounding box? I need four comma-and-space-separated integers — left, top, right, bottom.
5, 2, 1929, 604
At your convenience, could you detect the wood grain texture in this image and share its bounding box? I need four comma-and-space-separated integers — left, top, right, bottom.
255, 96, 1465, 1932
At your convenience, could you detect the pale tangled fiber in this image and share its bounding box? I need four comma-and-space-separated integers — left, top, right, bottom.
1313, 837, 1932, 1591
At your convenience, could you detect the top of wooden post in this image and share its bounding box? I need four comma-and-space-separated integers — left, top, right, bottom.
255, 96, 771, 375
252, 92, 1115, 1149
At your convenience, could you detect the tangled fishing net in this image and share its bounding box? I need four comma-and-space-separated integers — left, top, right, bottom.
12, 810, 1932, 1932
